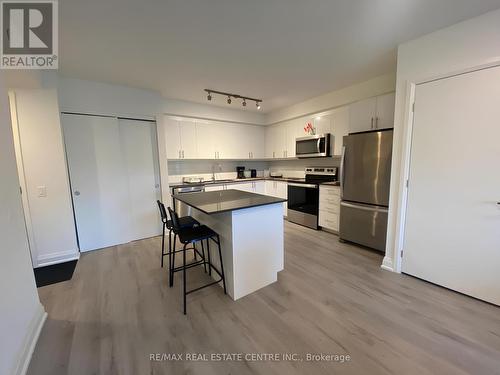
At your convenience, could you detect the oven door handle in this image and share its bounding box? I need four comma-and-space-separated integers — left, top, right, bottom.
288, 183, 317, 189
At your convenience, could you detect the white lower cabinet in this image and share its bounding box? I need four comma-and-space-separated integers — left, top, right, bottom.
265, 180, 287, 216
205, 184, 225, 192
319, 185, 340, 232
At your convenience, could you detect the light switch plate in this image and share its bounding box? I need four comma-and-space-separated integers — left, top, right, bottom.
37, 186, 47, 197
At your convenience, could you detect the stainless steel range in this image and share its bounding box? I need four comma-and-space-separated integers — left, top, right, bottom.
287, 167, 337, 229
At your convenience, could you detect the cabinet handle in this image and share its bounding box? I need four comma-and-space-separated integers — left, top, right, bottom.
375, 117, 379, 129
273, 151, 275, 158
182, 150, 184, 158
178, 150, 181, 159
370, 118, 374, 129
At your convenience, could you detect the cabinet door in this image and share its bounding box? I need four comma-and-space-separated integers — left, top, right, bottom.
265, 180, 276, 196
375, 92, 395, 130
164, 117, 181, 159
285, 119, 301, 158
248, 125, 265, 159
276, 181, 288, 216
266, 126, 283, 158
218, 123, 247, 160
313, 115, 332, 136
232, 182, 253, 192
349, 97, 377, 133
179, 119, 197, 159
195, 122, 217, 159
330, 106, 350, 156
254, 181, 266, 194
205, 184, 224, 192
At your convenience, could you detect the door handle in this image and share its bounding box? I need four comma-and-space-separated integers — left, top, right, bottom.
339, 145, 346, 199
74, 190, 81, 196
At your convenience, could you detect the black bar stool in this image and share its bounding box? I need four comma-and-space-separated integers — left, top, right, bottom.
167, 207, 227, 315
156, 201, 205, 286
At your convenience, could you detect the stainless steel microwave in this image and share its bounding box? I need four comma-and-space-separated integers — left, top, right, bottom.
295, 134, 331, 158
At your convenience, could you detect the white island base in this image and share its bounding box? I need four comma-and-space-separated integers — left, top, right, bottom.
182, 202, 284, 300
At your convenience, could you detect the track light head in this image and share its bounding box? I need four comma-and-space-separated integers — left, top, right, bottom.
227, 96, 231, 104
242, 99, 246, 107
207, 92, 212, 101
256, 101, 261, 110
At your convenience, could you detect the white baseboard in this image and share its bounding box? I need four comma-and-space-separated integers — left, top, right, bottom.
381, 256, 395, 272
14, 303, 47, 375
36, 249, 80, 268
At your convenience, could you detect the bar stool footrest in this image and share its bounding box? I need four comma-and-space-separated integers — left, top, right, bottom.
186, 278, 223, 295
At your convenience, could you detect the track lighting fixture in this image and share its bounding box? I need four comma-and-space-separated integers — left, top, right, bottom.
204, 89, 262, 110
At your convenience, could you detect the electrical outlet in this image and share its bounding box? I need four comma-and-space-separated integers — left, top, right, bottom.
37, 186, 47, 197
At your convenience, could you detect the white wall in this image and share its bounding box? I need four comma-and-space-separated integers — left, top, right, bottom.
0, 74, 46, 375
265, 73, 395, 124
384, 8, 500, 272
10, 90, 79, 267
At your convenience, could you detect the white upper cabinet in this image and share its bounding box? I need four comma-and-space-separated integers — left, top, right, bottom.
164, 117, 197, 159
265, 125, 286, 159
349, 97, 377, 133
313, 115, 332, 135
348, 93, 395, 133
164, 118, 181, 159
285, 119, 302, 158
247, 125, 265, 159
179, 119, 197, 159
374, 92, 395, 130
330, 106, 350, 156
195, 121, 218, 159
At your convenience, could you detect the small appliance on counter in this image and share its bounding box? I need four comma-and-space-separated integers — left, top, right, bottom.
287, 167, 337, 229
269, 172, 283, 178
236, 166, 245, 179
250, 169, 257, 178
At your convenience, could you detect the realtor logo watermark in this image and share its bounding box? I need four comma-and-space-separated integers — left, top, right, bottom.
1, 0, 58, 69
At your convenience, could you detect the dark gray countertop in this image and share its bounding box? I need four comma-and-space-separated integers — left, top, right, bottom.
173, 189, 287, 215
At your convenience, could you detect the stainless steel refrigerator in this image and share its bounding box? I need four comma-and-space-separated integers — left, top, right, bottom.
339, 130, 393, 252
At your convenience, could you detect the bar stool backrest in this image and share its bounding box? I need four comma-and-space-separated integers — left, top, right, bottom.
157, 200, 168, 224
167, 206, 181, 232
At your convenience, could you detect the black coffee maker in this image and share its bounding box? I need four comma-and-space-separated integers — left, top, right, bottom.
236, 166, 245, 179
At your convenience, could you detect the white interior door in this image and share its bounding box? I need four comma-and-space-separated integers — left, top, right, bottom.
119, 119, 161, 240
402, 65, 500, 305
62, 114, 131, 252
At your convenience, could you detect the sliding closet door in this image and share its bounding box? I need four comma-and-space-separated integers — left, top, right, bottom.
119, 119, 161, 240
62, 114, 131, 251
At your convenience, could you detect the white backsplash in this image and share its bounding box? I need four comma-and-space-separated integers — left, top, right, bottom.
167, 157, 339, 184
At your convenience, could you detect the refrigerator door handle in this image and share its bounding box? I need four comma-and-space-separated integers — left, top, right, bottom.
340, 145, 346, 199
340, 201, 388, 213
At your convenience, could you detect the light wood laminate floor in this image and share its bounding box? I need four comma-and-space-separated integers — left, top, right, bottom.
28, 222, 500, 375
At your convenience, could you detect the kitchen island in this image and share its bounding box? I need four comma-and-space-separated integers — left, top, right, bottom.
173, 189, 286, 300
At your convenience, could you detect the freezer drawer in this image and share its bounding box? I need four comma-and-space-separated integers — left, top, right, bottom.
339, 201, 388, 252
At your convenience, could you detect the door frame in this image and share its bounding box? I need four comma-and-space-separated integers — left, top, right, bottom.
390, 58, 500, 273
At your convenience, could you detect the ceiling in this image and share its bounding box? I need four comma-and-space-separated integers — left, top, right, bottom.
59, 0, 500, 112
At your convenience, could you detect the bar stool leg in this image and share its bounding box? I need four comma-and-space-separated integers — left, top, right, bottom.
168, 228, 172, 281
206, 238, 212, 276
193, 242, 198, 261
200, 239, 207, 273
170, 233, 177, 287
216, 235, 227, 295
160, 223, 165, 268
183, 242, 188, 315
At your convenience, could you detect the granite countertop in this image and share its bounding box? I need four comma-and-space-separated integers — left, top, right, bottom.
173, 189, 287, 215
169, 177, 328, 189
